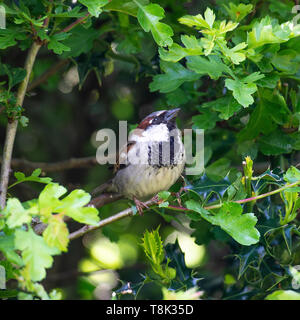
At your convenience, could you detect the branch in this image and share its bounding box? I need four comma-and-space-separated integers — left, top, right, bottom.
4, 154, 282, 175
68, 179, 300, 240
69, 199, 156, 241
58, 12, 90, 34
27, 59, 69, 91
0, 42, 42, 209
5, 156, 99, 173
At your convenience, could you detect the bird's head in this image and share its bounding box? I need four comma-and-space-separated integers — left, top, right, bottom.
137, 108, 180, 131
129, 108, 181, 143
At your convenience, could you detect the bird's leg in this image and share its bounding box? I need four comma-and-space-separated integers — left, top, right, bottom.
149, 194, 163, 204
173, 175, 188, 206
133, 197, 149, 216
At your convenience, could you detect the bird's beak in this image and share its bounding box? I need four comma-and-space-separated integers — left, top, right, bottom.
165, 108, 180, 121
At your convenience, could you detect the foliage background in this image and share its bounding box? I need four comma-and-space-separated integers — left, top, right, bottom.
1, 0, 300, 300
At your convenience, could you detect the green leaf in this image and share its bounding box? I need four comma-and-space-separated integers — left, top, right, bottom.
43, 217, 69, 252
0, 29, 27, 50
38, 185, 99, 225
218, 20, 239, 34
258, 131, 293, 156
59, 190, 99, 225
159, 35, 203, 62
61, 26, 102, 58
179, 11, 211, 29
142, 227, 164, 265
260, 89, 289, 125
205, 158, 231, 182
158, 191, 171, 201
225, 78, 257, 108
226, 172, 247, 201
15, 228, 59, 282
50, 6, 86, 18
19, 116, 29, 127
265, 290, 300, 300
135, 1, 173, 47
284, 166, 300, 183
192, 110, 219, 130
149, 61, 199, 93
235, 244, 265, 279
223, 42, 247, 65
223, 3, 253, 22
247, 16, 294, 49
186, 55, 231, 80
204, 8, 215, 28
238, 101, 276, 141
271, 49, 300, 74
78, 0, 109, 17
4, 198, 31, 228
165, 87, 191, 107
48, 33, 71, 55
242, 72, 265, 84
202, 96, 241, 120
0, 234, 23, 266
186, 200, 260, 246
0, 290, 18, 299
2, 66, 26, 91
185, 201, 211, 221
165, 240, 195, 287
38, 183, 67, 218
256, 73, 279, 88
103, 0, 149, 17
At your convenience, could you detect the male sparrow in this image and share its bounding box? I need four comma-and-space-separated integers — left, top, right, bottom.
94, 108, 185, 214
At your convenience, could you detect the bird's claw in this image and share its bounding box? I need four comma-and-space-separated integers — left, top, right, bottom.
172, 186, 188, 207
134, 198, 149, 216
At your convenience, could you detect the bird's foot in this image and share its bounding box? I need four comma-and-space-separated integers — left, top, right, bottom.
172, 186, 188, 207
149, 194, 164, 204
134, 198, 149, 216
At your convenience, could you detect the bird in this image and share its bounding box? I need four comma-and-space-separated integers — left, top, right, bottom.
93, 108, 186, 214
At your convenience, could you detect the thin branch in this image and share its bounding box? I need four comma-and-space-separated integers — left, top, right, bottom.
4, 154, 284, 175
69, 199, 156, 241
27, 59, 69, 91
89, 193, 123, 207
5, 156, 99, 173
58, 12, 90, 34
0, 42, 42, 209
68, 179, 300, 241
203, 179, 300, 210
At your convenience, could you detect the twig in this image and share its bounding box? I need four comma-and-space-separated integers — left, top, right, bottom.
68, 179, 300, 240
3, 154, 283, 175
4, 156, 99, 173
69, 199, 156, 240
0, 42, 42, 209
203, 179, 300, 210
58, 12, 90, 34
89, 193, 123, 207
27, 59, 69, 91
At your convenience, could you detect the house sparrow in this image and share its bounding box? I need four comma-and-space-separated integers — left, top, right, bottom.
94, 108, 185, 214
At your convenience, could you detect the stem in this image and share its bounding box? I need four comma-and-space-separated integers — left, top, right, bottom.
204, 180, 300, 210
0, 42, 41, 209
58, 12, 90, 34
27, 59, 69, 91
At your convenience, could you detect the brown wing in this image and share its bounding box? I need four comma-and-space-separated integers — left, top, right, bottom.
113, 141, 136, 173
